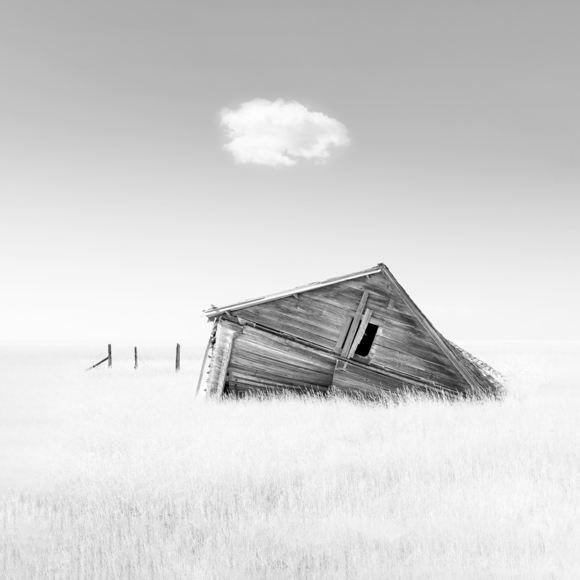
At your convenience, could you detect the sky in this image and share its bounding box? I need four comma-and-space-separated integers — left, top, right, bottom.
1, 0, 579, 349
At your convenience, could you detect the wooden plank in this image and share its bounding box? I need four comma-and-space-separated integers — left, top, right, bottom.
376, 329, 443, 363
339, 280, 394, 307
354, 360, 462, 394
371, 345, 466, 384
231, 341, 334, 375
333, 361, 464, 398
241, 341, 331, 369
195, 324, 216, 396
239, 323, 338, 361
374, 325, 452, 361
230, 368, 330, 390
229, 371, 329, 394
368, 355, 467, 391
307, 287, 362, 311
234, 339, 334, 372
341, 291, 369, 357
301, 298, 354, 319
239, 309, 337, 349
261, 295, 348, 325
334, 316, 353, 353
372, 335, 464, 377
85, 356, 109, 372
347, 308, 373, 359
248, 303, 343, 336
372, 314, 434, 341
333, 364, 403, 396
230, 351, 334, 384
341, 275, 393, 296
229, 359, 332, 389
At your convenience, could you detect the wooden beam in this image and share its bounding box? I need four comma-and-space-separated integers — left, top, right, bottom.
340, 291, 369, 358
347, 308, 373, 359
85, 356, 109, 372
334, 316, 353, 353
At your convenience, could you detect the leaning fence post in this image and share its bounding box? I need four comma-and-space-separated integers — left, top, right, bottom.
108, 344, 112, 369
176, 343, 180, 373
134, 347, 138, 370
85, 355, 110, 372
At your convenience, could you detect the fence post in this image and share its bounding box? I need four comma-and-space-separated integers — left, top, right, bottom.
176, 343, 180, 373
134, 347, 138, 370
108, 344, 112, 368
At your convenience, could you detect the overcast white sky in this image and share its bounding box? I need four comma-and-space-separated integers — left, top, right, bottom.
1, 0, 579, 349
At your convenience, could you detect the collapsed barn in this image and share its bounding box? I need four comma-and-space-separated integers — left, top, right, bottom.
197, 264, 502, 400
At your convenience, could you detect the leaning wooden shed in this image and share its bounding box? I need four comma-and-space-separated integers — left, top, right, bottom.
197, 264, 503, 400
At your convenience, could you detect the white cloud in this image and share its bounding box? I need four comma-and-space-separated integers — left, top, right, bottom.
220, 98, 350, 167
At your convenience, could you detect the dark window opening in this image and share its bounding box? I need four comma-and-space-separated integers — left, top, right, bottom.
355, 323, 378, 357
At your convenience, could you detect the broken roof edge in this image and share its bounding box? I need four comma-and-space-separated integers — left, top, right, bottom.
202, 265, 383, 319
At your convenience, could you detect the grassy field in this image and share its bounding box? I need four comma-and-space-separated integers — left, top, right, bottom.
1, 343, 579, 579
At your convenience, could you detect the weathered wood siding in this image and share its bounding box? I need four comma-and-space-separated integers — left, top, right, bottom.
333, 362, 407, 397
227, 325, 335, 396
234, 272, 469, 393
343, 276, 468, 391
238, 297, 344, 350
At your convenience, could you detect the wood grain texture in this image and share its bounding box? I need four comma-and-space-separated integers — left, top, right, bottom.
227, 325, 335, 395
341, 291, 369, 357
347, 308, 373, 359
332, 363, 404, 397
239, 307, 338, 350
334, 316, 353, 353
205, 320, 242, 398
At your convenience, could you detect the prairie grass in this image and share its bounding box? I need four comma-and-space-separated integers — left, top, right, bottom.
1, 344, 579, 579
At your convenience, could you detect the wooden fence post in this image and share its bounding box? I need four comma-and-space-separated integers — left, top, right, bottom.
176, 343, 180, 373
108, 344, 112, 368
134, 347, 138, 370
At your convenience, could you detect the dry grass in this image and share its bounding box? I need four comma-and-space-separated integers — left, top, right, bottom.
1, 344, 579, 579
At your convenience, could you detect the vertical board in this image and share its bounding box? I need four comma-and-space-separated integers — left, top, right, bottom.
205, 320, 242, 397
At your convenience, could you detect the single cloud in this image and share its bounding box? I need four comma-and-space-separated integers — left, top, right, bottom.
220, 98, 350, 167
